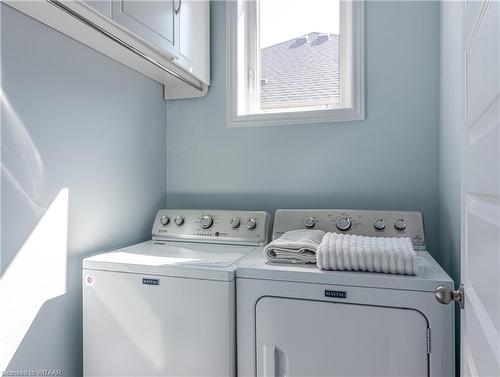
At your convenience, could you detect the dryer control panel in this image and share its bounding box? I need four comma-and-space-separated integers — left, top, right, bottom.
153, 210, 271, 246
273, 209, 425, 250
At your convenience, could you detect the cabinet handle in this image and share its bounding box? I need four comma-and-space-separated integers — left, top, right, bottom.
175, 0, 182, 15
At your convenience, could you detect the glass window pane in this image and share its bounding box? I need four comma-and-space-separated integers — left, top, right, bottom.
259, 0, 341, 112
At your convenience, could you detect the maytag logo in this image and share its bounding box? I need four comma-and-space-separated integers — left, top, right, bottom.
324, 290, 347, 299
142, 278, 160, 286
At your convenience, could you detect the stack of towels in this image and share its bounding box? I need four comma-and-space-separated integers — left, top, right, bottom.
264, 230, 419, 275
264, 229, 326, 264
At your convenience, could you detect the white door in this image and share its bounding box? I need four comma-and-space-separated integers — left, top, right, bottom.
256, 297, 429, 377
111, 0, 180, 58
462, 0, 500, 376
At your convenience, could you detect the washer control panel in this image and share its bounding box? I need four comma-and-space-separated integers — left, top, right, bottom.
273, 209, 426, 249
152, 210, 271, 246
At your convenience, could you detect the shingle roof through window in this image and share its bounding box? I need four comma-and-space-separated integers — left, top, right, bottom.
260, 32, 340, 109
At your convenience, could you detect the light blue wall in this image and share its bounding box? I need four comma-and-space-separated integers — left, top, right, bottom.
1, 5, 166, 376
438, 0, 463, 302
439, 2, 464, 374
166, 1, 441, 255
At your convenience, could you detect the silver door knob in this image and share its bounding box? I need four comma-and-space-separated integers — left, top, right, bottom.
434, 285, 464, 309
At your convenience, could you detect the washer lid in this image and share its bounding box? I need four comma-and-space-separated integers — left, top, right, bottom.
236, 250, 453, 292
83, 241, 260, 281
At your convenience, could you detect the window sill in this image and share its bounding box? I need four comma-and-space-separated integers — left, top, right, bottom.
226, 106, 365, 128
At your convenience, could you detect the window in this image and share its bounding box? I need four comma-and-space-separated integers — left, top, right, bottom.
226, 0, 364, 127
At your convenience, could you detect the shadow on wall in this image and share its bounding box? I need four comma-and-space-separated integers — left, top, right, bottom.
1, 91, 69, 370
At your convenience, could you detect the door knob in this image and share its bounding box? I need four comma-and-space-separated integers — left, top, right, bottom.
435, 284, 464, 309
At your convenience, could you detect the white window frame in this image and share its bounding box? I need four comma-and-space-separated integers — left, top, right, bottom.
226, 0, 365, 127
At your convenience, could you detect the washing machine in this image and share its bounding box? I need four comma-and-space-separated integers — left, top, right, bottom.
83, 209, 270, 377
237, 209, 454, 377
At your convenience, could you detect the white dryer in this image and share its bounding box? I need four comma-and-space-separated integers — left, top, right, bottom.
83, 209, 270, 377
237, 209, 454, 377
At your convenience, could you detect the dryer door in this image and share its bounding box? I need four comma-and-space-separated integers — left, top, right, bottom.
256, 297, 429, 377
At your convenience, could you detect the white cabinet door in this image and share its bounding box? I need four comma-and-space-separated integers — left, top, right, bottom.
256, 297, 428, 377
176, 0, 210, 84
111, 0, 179, 58
462, 1, 500, 376
81, 0, 111, 18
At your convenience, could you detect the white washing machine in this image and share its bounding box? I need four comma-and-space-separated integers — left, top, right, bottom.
83, 209, 270, 377
237, 209, 455, 377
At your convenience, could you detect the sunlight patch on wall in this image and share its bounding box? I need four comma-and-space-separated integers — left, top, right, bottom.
0, 188, 69, 370
1, 88, 45, 209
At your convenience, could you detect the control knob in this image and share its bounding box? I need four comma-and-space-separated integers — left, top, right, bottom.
200, 215, 213, 229
174, 216, 184, 226
160, 215, 169, 226
394, 218, 407, 231
304, 217, 315, 228
230, 218, 240, 228
373, 219, 386, 230
246, 218, 257, 230
336, 216, 351, 231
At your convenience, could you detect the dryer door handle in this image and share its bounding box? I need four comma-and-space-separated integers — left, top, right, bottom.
263, 344, 276, 377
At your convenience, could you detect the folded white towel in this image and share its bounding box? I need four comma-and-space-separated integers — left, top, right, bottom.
317, 233, 418, 275
264, 229, 326, 264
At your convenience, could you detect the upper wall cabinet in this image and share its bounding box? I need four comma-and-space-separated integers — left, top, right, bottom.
111, 0, 179, 59
5, 0, 210, 100
81, 0, 111, 18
